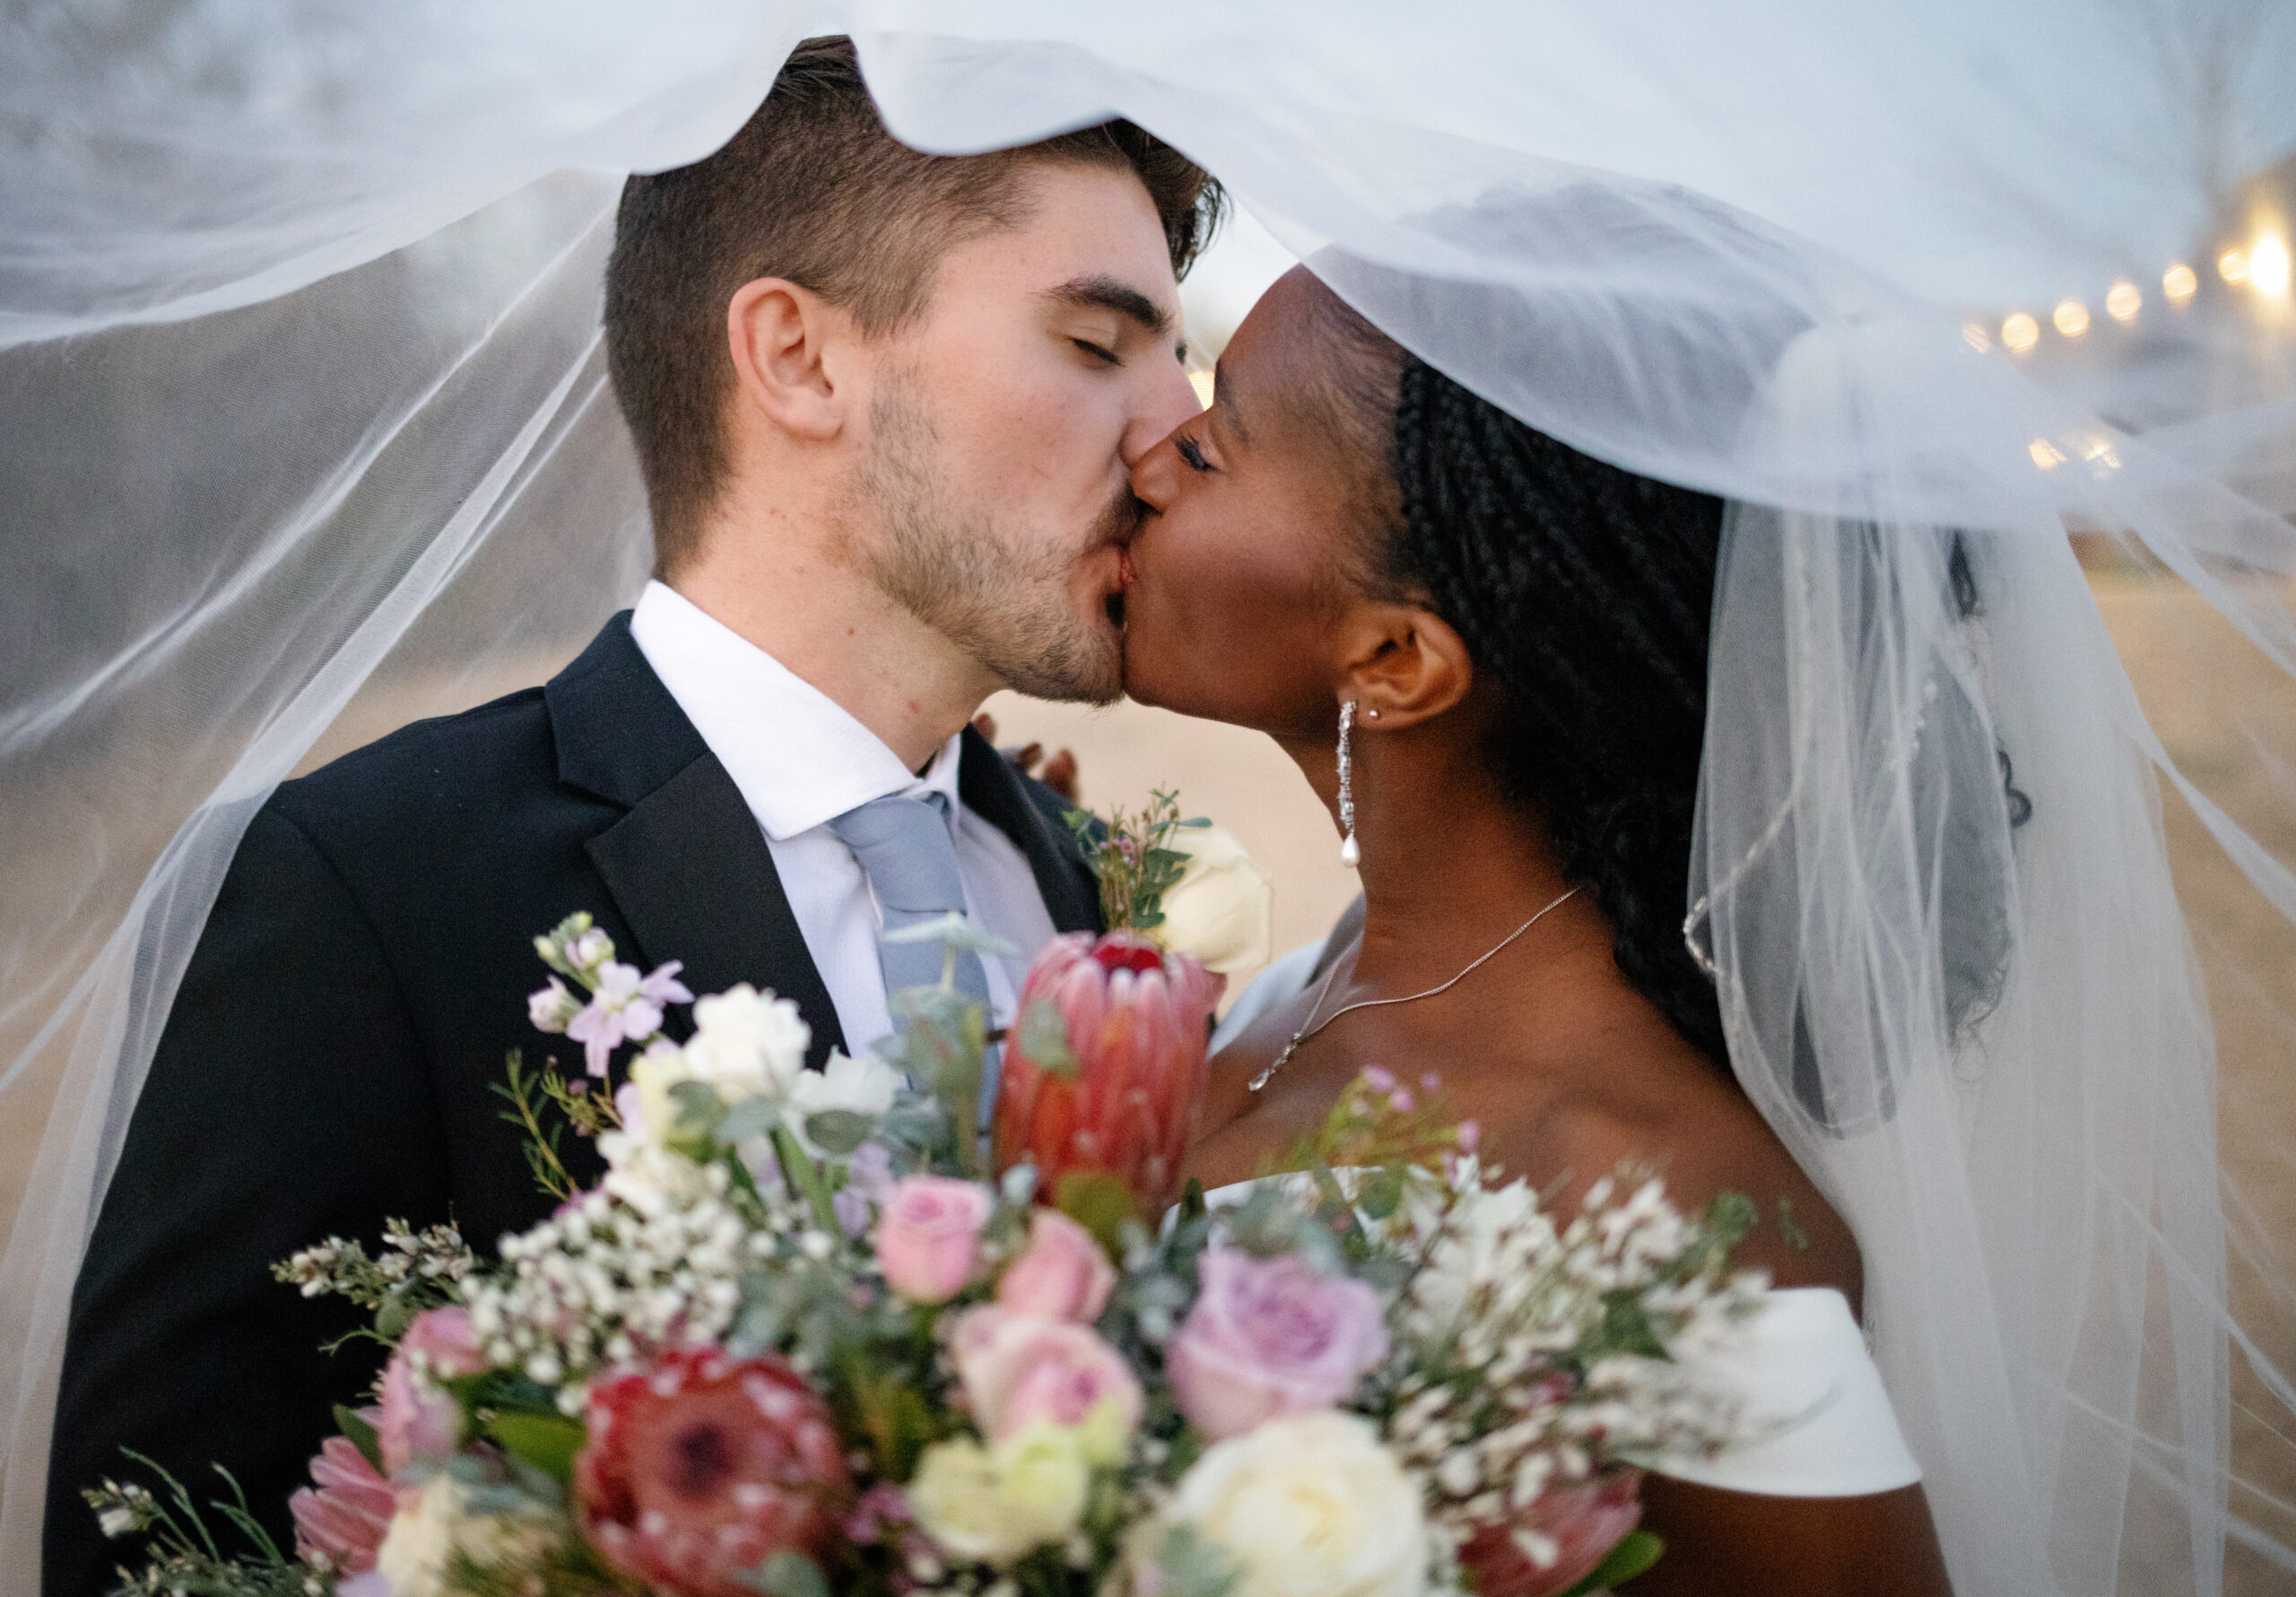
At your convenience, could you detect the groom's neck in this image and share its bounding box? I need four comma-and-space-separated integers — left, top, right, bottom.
665, 506, 999, 772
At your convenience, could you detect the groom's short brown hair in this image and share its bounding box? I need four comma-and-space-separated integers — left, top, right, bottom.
605, 35, 1222, 573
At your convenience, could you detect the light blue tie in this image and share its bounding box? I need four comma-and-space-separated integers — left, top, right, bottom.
827, 793, 999, 1117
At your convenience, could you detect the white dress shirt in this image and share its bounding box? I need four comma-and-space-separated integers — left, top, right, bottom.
629, 580, 1058, 1057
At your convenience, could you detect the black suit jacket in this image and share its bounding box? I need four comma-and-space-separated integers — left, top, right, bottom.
42, 613, 1099, 1595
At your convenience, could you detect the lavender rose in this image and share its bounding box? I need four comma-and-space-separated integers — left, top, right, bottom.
1167, 1249, 1389, 1439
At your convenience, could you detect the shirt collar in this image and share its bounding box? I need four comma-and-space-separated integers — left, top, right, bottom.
629, 580, 965, 841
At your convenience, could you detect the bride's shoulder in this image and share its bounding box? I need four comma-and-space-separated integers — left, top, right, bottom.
1510, 1038, 1864, 1306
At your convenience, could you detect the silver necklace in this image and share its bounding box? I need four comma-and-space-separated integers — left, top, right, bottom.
1247, 887, 1580, 1092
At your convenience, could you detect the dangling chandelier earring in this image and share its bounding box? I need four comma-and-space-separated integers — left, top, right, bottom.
1337, 700, 1361, 866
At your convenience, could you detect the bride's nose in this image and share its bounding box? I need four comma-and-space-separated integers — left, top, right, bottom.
1127, 428, 1184, 513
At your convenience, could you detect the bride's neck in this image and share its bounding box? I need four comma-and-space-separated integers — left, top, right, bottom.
1277, 725, 1606, 990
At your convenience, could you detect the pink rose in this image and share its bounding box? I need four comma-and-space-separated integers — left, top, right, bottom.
874, 1176, 992, 1304
1457, 1471, 1645, 1597
1166, 1249, 1389, 1440
995, 1209, 1118, 1323
949, 1306, 1143, 1445
378, 1306, 483, 1476
287, 1412, 396, 1573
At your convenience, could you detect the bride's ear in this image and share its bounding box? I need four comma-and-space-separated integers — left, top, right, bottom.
726, 277, 854, 442
1339, 603, 1474, 725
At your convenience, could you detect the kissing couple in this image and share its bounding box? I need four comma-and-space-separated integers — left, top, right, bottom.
45, 36, 1952, 1597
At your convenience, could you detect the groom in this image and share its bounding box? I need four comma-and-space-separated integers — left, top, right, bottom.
42, 36, 1214, 1595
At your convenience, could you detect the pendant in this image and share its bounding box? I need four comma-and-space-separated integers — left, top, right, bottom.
1248, 1035, 1302, 1092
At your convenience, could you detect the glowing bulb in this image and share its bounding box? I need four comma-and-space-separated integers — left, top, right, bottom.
2029, 438, 2066, 471
1187, 369, 1214, 409
2053, 299, 2091, 337
2251, 233, 2292, 298
1962, 322, 1992, 352
2163, 263, 2198, 303
2220, 248, 2250, 284
2105, 282, 2142, 321
2002, 312, 2040, 353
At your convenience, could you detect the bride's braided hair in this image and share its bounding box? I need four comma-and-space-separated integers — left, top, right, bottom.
1378, 354, 1734, 1064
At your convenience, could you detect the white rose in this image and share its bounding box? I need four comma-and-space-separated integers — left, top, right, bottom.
627, 985, 811, 1141
373, 1477, 559, 1597
1163, 1412, 1428, 1597
684, 984, 812, 1095
1155, 824, 1274, 976
787, 1048, 901, 1123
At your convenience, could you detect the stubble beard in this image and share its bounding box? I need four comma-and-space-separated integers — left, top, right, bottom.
849, 377, 1131, 706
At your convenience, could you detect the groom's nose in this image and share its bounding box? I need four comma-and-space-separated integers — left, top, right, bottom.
1120, 358, 1205, 471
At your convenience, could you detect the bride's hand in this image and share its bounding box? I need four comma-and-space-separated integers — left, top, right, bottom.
974, 713, 1080, 802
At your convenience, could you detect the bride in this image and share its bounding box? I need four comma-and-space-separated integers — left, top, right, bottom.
1124, 265, 1964, 1590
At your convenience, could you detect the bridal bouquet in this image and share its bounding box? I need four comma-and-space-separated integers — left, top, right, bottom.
88, 797, 1762, 1597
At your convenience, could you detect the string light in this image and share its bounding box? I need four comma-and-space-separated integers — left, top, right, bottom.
1962, 323, 1991, 352
2105, 282, 2142, 321
2163, 263, 2198, 303
2220, 248, 2250, 285
2053, 299, 2091, 337
2029, 438, 2066, 471
2002, 312, 2040, 353
2251, 232, 2292, 299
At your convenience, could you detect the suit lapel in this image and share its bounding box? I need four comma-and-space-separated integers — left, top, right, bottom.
956, 725, 1103, 936
547, 614, 846, 1070
585, 758, 845, 1070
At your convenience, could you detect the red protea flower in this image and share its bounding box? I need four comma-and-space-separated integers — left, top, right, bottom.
1456, 1471, 1646, 1597
575, 1350, 853, 1597
992, 932, 1224, 1222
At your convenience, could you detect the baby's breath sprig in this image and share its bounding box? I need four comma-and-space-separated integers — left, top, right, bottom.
1064, 788, 1210, 933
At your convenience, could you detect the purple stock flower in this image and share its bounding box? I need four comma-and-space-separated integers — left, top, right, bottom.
567, 959, 692, 1078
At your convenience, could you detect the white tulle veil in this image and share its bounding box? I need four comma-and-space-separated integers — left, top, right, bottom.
4, 4, 2293, 1593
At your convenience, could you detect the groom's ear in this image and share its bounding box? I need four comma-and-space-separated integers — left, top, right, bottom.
1340, 603, 1474, 726
725, 277, 857, 443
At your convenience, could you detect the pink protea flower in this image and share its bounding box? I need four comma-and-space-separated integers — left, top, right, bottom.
287, 1412, 396, 1574
992, 933, 1223, 1220
1457, 1471, 1646, 1597
377, 1306, 483, 1476
577, 1349, 853, 1597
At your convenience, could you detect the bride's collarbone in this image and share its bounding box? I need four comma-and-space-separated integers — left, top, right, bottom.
1199, 1004, 1859, 1303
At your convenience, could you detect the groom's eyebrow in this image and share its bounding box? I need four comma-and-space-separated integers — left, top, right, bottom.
1045, 274, 1174, 339
1213, 360, 1248, 441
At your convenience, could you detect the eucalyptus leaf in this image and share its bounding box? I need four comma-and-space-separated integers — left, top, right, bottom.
752, 1549, 831, 1597
803, 1108, 872, 1156
1154, 1523, 1241, 1597
1016, 999, 1079, 1075
881, 910, 1019, 960
716, 1096, 783, 1145
669, 1078, 726, 1138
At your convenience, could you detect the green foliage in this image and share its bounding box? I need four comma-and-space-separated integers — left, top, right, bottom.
494, 1049, 579, 1201
1065, 788, 1211, 933
333, 1404, 383, 1473
1151, 1523, 1243, 1597
85, 1452, 314, 1597
754, 1550, 831, 1597
1558, 1530, 1664, 1596
1015, 997, 1079, 1075
1055, 1169, 1143, 1255
485, 1410, 588, 1482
